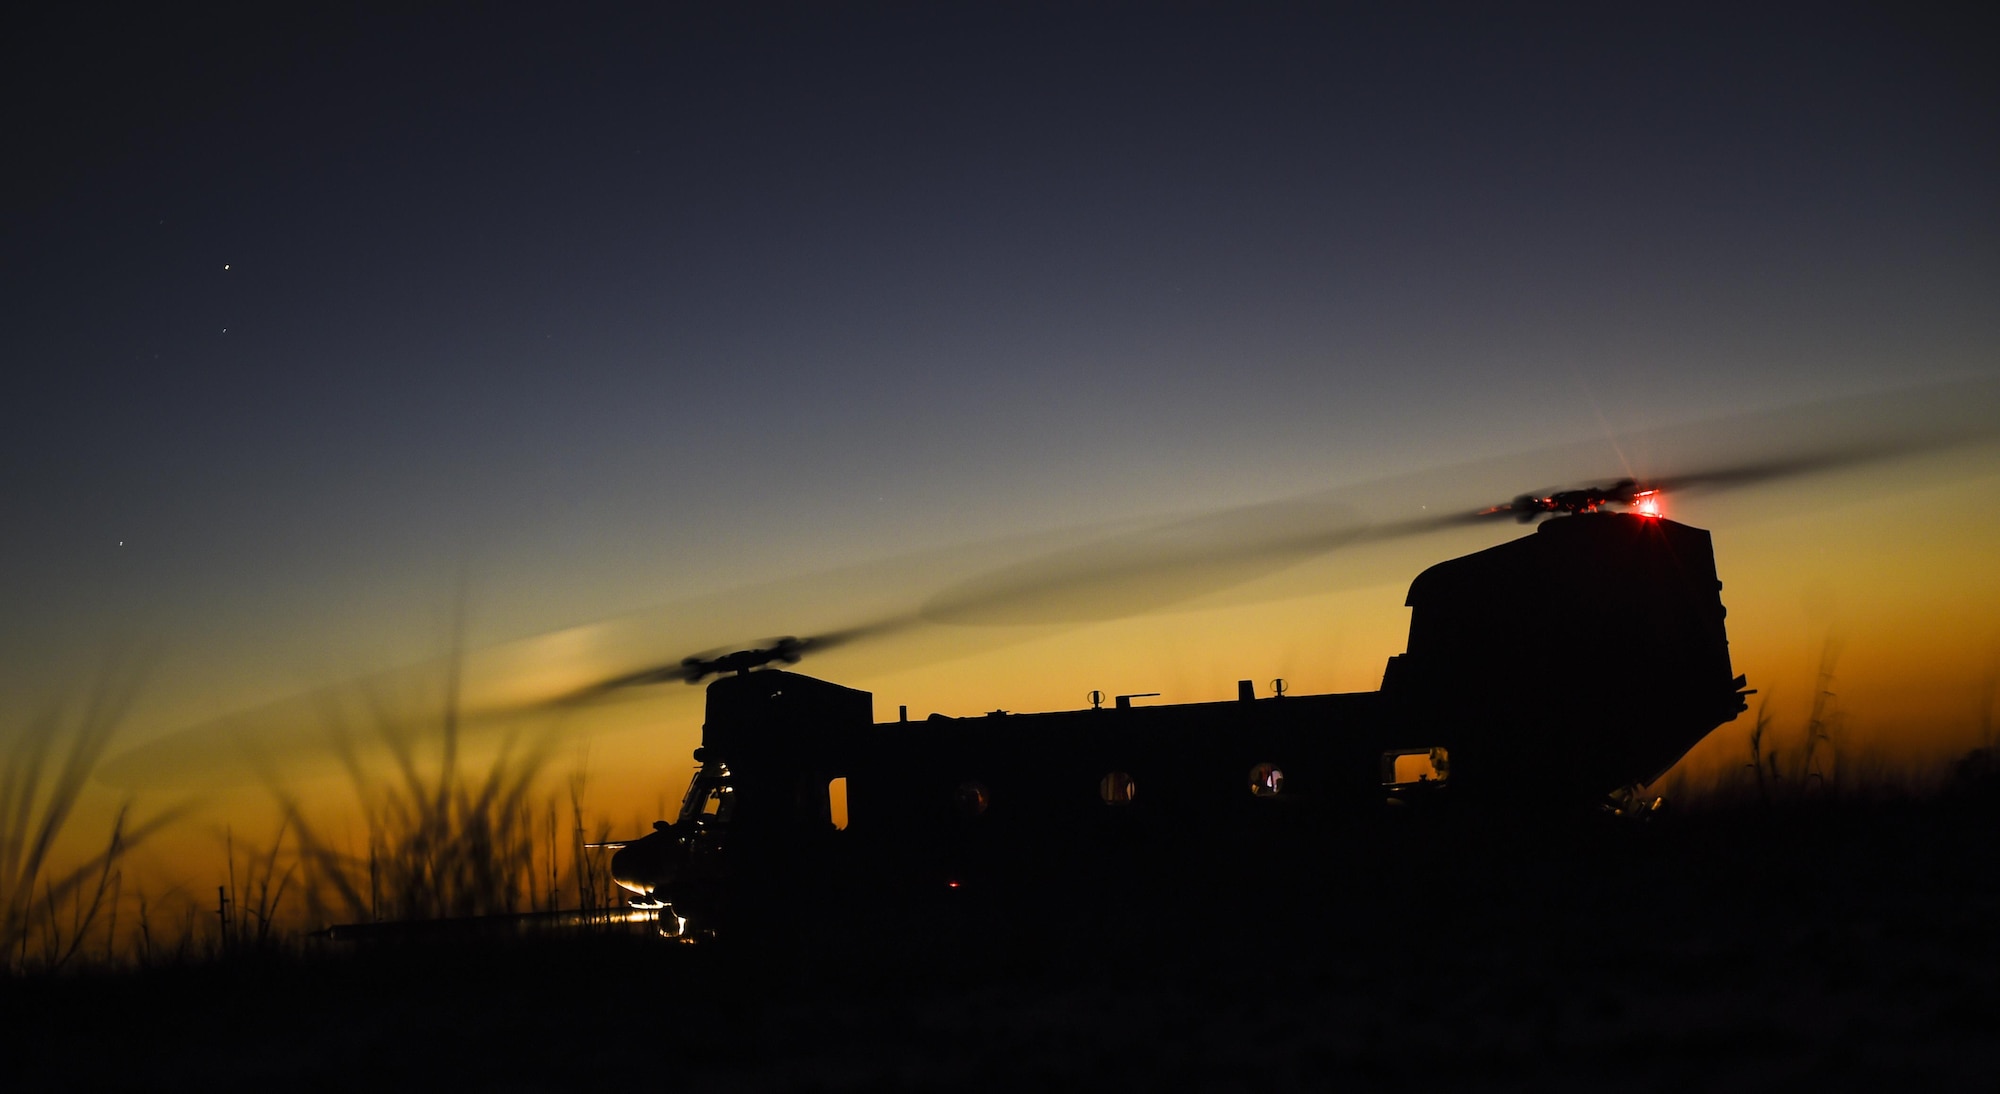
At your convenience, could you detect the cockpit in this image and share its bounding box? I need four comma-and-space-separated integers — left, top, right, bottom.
677, 762, 737, 824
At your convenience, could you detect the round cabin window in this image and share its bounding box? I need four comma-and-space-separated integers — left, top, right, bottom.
1249, 763, 1284, 797
954, 781, 990, 817
1099, 771, 1137, 804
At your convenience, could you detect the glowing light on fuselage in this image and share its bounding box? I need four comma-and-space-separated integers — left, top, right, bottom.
1634, 490, 1662, 517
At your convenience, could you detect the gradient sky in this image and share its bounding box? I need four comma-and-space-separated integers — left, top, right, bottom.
6, 5, 1997, 874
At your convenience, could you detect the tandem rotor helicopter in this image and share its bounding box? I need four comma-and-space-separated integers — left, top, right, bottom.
569, 378, 2000, 941
96, 379, 2000, 942
589, 476, 1761, 940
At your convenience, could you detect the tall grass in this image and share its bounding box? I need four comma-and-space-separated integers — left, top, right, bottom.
1692, 638, 2000, 809
2, 662, 183, 973
1737, 638, 1849, 805
12, 632, 629, 969
1949, 668, 2000, 789
210, 822, 298, 955
256, 635, 621, 930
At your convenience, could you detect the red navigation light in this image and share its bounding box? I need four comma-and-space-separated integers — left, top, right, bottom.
1634, 490, 1662, 517
947, 880, 961, 889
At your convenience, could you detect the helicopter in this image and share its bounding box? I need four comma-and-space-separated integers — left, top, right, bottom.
599, 485, 1753, 940
87, 378, 2000, 943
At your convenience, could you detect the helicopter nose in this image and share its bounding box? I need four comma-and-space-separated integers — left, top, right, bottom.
609, 832, 679, 896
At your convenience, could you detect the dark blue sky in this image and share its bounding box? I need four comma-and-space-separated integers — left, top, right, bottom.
6, 3, 1995, 727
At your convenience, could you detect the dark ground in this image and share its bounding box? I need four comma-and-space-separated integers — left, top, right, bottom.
9, 800, 2000, 1091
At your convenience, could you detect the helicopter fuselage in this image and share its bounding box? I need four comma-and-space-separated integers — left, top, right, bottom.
612, 512, 1750, 936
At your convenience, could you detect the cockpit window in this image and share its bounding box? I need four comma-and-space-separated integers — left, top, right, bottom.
678, 763, 736, 823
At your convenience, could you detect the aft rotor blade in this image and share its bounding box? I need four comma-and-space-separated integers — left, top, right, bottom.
918, 500, 1369, 624
933, 376, 2000, 620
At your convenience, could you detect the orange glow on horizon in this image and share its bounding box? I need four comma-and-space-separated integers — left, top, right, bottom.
29, 441, 2000, 913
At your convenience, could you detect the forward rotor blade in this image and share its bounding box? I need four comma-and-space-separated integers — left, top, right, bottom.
556, 660, 706, 700
550, 620, 925, 703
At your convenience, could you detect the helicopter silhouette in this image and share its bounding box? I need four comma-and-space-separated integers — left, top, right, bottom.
569, 367, 2000, 940
94, 379, 2000, 949
596, 481, 1759, 939
83, 374, 1993, 945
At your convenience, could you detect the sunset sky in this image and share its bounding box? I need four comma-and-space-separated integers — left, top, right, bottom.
6, 5, 1995, 879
